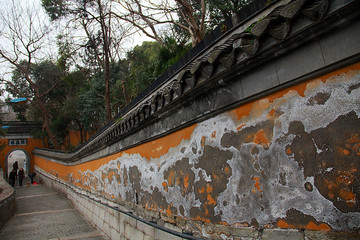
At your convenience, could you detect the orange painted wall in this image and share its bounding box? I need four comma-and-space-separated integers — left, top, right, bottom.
64, 131, 83, 148
0, 138, 44, 176
35, 124, 197, 184
63, 130, 96, 149
34, 62, 360, 232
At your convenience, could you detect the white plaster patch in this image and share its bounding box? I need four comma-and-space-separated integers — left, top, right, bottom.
77, 70, 360, 230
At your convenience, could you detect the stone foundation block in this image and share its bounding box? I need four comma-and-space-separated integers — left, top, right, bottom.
262, 229, 303, 240
137, 220, 155, 237
304, 230, 360, 240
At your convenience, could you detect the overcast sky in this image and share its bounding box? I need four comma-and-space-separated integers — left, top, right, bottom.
0, 0, 152, 100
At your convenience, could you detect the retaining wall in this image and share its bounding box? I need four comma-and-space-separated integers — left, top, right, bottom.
0, 168, 15, 229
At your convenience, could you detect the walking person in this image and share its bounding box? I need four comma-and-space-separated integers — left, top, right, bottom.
9, 169, 16, 187
13, 161, 19, 177
18, 168, 25, 187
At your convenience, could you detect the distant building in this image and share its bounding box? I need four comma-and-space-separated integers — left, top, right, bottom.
0, 101, 17, 121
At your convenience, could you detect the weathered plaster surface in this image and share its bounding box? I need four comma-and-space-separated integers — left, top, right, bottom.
38, 64, 360, 234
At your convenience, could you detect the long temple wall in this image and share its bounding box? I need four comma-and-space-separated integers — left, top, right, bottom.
33, 0, 360, 239
35, 63, 360, 239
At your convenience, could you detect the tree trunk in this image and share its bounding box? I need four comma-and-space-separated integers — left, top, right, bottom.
98, 0, 112, 122
38, 102, 61, 149
43, 117, 61, 149
74, 119, 84, 144
105, 58, 112, 121
122, 78, 129, 104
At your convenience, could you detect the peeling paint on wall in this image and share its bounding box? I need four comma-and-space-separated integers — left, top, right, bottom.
35, 64, 360, 233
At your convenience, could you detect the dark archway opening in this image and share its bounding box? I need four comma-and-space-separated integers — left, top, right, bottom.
6, 149, 30, 179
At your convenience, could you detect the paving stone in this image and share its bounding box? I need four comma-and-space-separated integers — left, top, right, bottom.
0, 184, 106, 240
103, 222, 111, 237
129, 215, 137, 227
104, 211, 110, 225
154, 228, 183, 240
304, 230, 360, 240
93, 213, 102, 230
109, 212, 119, 231
133, 227, 145, 240
144, 235, 155, 240
125, 223, 132, 239
137, 220, 155, 237
262, 229, 304, 240
231, 227, 259, 238
119, 216, 126, 236
94, 204, 100, 217
99, 207, 106, 220
110, 226, 121, 240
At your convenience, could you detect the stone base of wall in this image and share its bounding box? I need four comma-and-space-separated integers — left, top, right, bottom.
0, 196, 15, 230
0, 168, 16, 229
35, 167, 360, 240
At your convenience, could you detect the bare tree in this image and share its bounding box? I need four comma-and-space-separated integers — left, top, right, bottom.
0, 0, 63, 149
42, 0, 131, 121
112, 0, 207, 46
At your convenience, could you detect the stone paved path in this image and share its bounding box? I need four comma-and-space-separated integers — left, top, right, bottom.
0, 181, 106, 240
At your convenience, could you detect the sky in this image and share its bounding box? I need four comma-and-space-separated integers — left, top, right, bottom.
0, 0, 152, 100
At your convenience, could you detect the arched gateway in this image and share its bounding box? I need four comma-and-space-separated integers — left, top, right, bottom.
0, 121, 43, 179
5, 149, 31, 178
